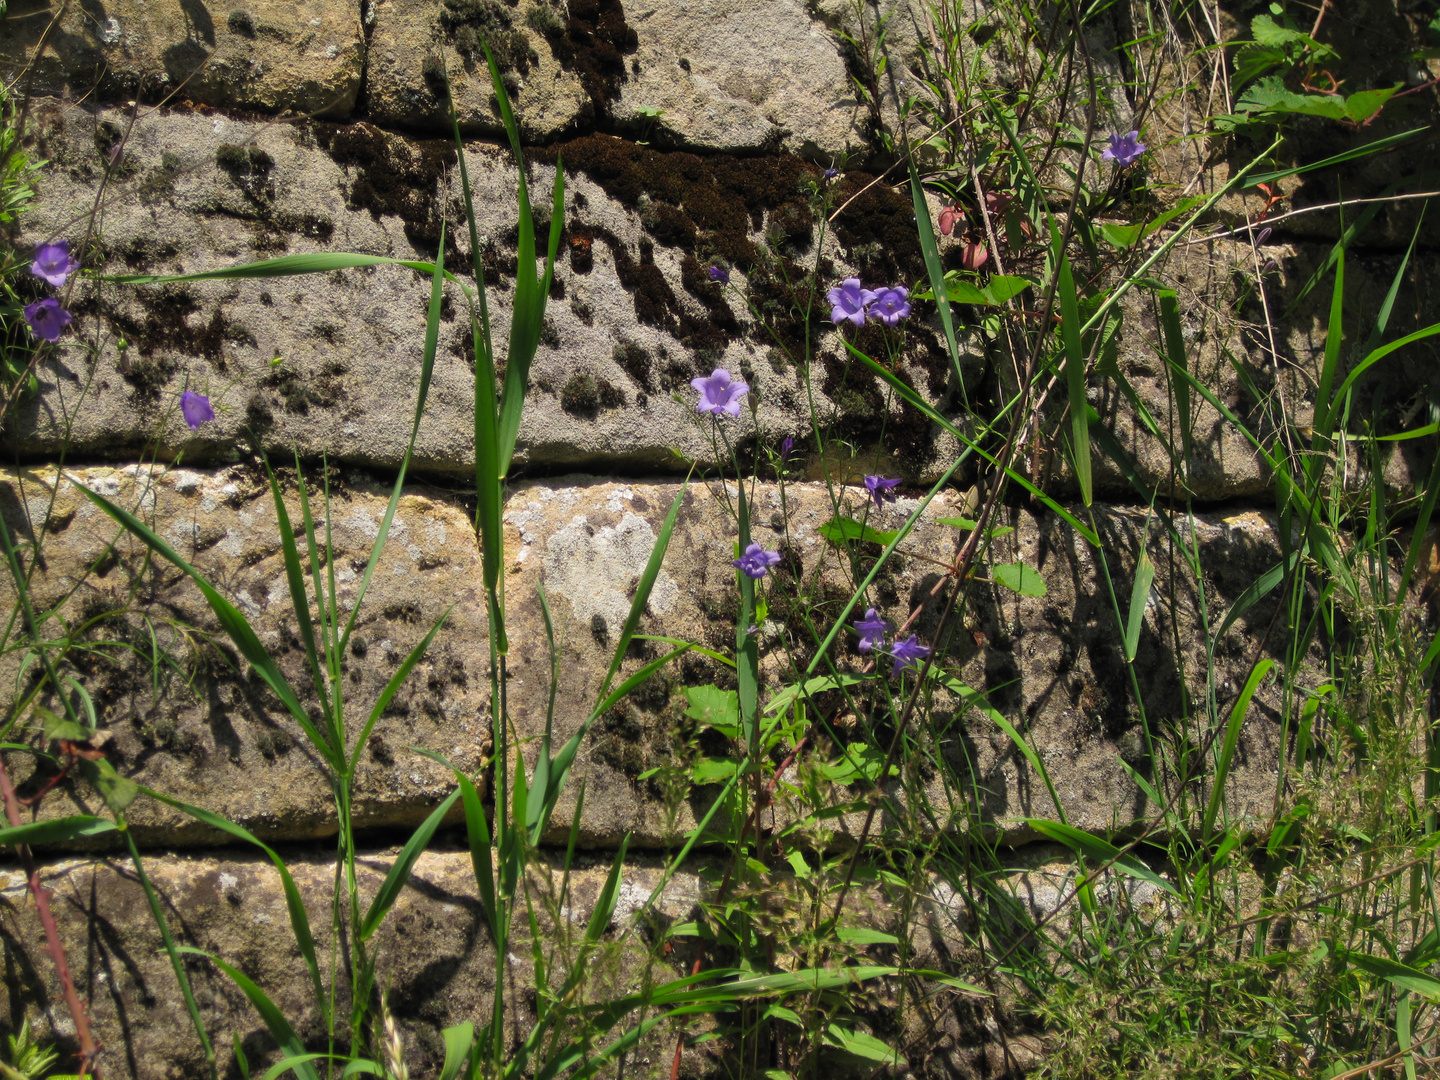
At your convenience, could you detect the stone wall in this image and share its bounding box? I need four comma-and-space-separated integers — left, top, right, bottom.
1, 0, 1437, 1076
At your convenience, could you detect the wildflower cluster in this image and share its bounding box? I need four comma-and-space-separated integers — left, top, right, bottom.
23, 241, 77, 343
851, 607, 931, 675
827, 279, 910, 327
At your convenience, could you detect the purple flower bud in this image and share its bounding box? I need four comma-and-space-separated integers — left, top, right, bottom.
780, 436, 794, 464
30, 241, 79, 288
868, 286, 911, 327
707, 265, 730, 284
823, 167, 839, 180
1254, 227, 1272, 246
732, 542, 782, 579
181, 391, 215, 430
1100, 130, 1146, 167
852, 607, 890, 652
828, 278, 875, 327
23, 298, 73, 342
863, 475, 901, 510
888, 634, 931, 675
691, 368, 749, 417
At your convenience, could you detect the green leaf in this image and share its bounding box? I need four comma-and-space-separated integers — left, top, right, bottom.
933, 516, 1014, 538
360, 789, 461, 941
1345, 84, 1402, 123
180, 948, 320, 1080
438, 1023, 475, 1080
1124, 554, 1155, 663
982, 275, 1033, 304
1339, 949, 1440, 1000
1057, 251, 1091, 506
991, 562, 1047, 597
765, 674, 871, 716
817, 515, 899, 547
683, 685, 740, 736
825, 1024, 898, 1063
80, 756, 138, 814
0, 815, 116, 847
835, 926, 900, 946
692, 757, 740, 784
1025, 819, 1179, 897
1202, 659, 1275, 842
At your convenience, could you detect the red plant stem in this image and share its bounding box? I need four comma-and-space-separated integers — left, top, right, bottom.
0, 755, 101, 1076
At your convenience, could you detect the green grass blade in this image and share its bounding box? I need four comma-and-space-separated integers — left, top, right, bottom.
101, 252, 450, 285
1309, 244, 1346, 476
845, 341, 1100, 544
414, 751, 498, 943
1364, 206, 1425, 358
143, 788, 327, 1029
1202, 659, 1275, 843
907, 151, 964, 402
1025, 819, 1178, 897
1329, 322, 1440, 410
1057, 253, 1091, 506
259, 1055, 350, 1080
123, 830, 217, 1078
180, 947, 320, 1080
525, 581, 561, 844
0, 815, 115, 846
71, 483, 337, 767
1157, 290, 1192, 467
338, 221, 448, 656
348, 610, 452, 777
1124, 553, 1155, 663
439, 1023, 476, 1080
1398, 443, 1440, 605
360, 788, 461, 941
263, 459, 330, 738
597, 480, 689, 703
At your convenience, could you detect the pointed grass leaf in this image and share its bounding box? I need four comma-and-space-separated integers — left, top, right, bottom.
178, 948, 318, 1080
1024, 819, 1178, 897
597, 480, 690, 703
1202, 659, 1275, 842
439, 1023, 475, 1080
991, 562, 1047, 597
144, 788, 326, 1025
70, 482, 337, 768
413, 751, 498, 945
259, 1056, 351, 1080
1124, 554, 1155, 662
1057, 254, 1091, 506
934, 516, 1014, 538
825, 1024, 897, 1063
360, 788, 461, 941
349, 610, 452, 777
1157, 291, 1192, 467
907, 152, 964, 400
0, 815, 116, 847
102, 252, 450, 286
1337, 948, 1440, 1000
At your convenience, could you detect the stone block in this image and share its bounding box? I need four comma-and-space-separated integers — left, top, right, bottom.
0, 0, 363, 117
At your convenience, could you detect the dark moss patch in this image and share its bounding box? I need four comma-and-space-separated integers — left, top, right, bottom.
215, 143, 274, 201
828, 172, 925, 285
256, 359, 349, 416
314, 123, 458, 254
252, 211, 335, 253
570, 294, 594, 324
559, 369, 624, 416
438, 0, 538, 92
544, 0, 638, 125
137, 151, 184, 205
96, 287, 245, 392
613, 339, 651, 390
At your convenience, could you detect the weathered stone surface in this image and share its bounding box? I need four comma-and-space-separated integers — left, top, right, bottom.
12, 102, 975, 483
0, 0, 363, 118
611, 0, 863, 155
0, 466, 1305, 850
364, 0, 591, 142
0, 464, 489, 847
0, 849, 711, 1080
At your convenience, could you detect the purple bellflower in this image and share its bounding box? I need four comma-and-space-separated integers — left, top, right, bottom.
853, 608, 890, 652
823, 167, 839, 180
1100, 131, 1146, 167
31, 241, 79, 288
828, 278, 875, 327
889, 634, 931, 675
733, 542, 781, 579
863, 475, 901, 510
181, 391, 215, 430
691, 368, 749, 417
868, 286, 911, 326
779, 436, 794, 465
707, 266, 730, 284
23, 298, 72, 342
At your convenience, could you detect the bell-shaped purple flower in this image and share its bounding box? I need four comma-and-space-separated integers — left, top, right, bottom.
853, 608, 890, 652
31, 241, 79, 288
863, 475, 901, 510
732, 542, 781, 580
181, 391, 215, 430
23, 298, 73, 342
691, 368, 749, 417
828, 278, 875, 328
823, 167, 839, 180
889, 634, 931, 675
868, 286, 910, 326
1100, 131, 1146, 167
707, 266, 730, 284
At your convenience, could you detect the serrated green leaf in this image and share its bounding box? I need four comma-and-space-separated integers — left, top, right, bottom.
991, 562, 1047, 597
683, 685, 740, 735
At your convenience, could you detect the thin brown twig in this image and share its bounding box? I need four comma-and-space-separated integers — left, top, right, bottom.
0, 756, 101, 1076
